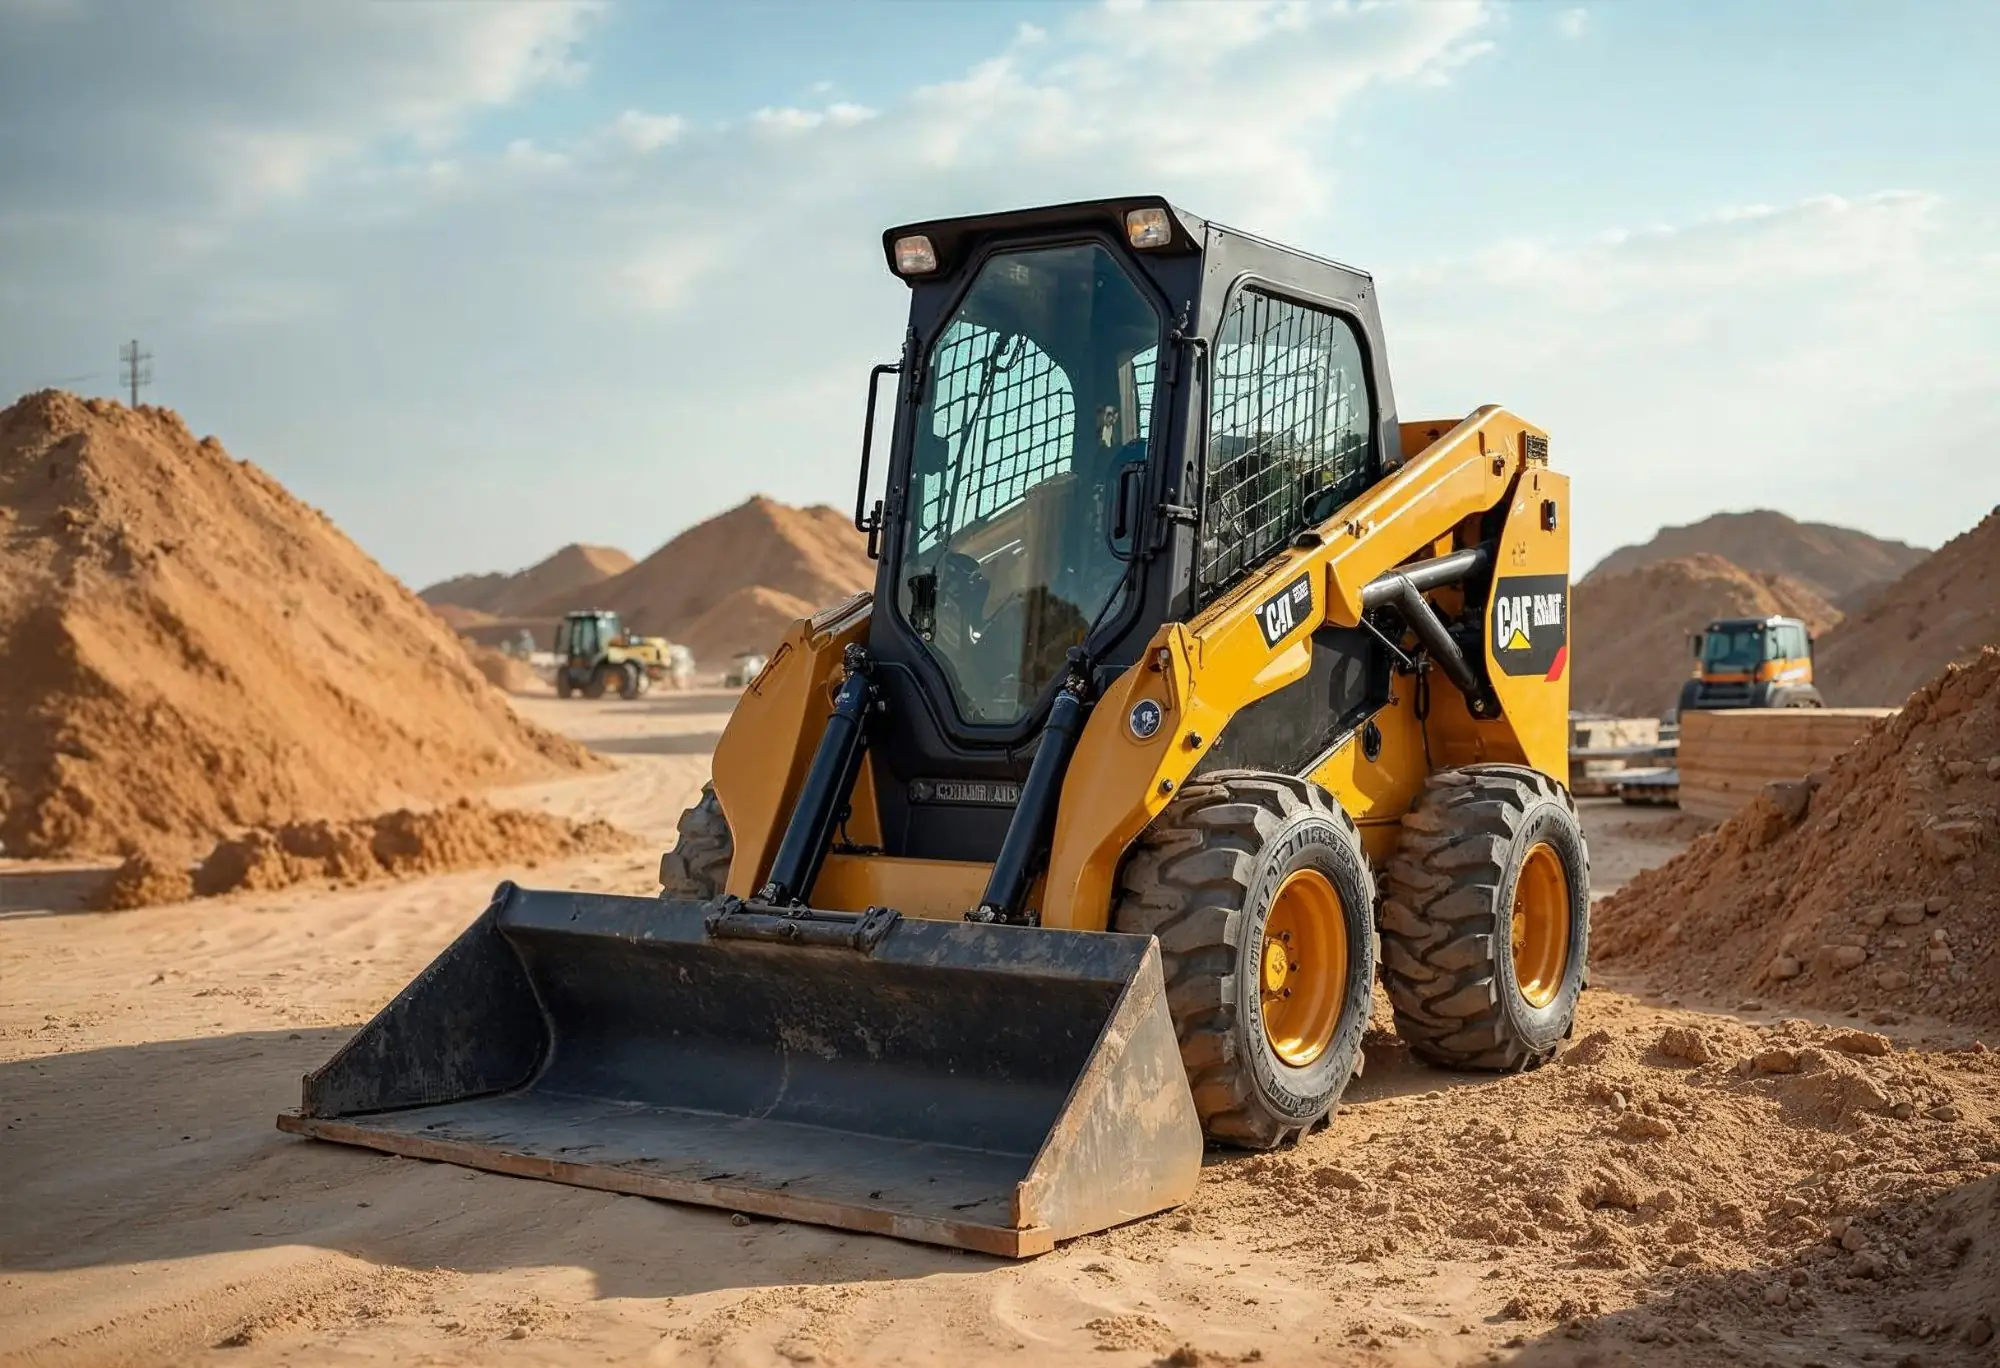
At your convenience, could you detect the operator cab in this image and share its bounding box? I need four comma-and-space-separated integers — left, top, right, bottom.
854, 196, 1401, 861
555, 610, 623, 660
1691, 616, 1812, 677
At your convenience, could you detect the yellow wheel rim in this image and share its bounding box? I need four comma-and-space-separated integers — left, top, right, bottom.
1260, 868, 1348, 1068
1511, 842, 1571, 1009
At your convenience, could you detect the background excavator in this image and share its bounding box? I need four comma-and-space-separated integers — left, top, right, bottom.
280, 196, 1590, 1258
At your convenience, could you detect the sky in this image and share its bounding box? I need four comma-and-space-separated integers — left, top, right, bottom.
2, 0, 1996, 589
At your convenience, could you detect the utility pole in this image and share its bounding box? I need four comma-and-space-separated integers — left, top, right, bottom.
118, 339, 152, 408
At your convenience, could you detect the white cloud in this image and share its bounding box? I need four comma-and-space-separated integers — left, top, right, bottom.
751, 102, 879, 133
609, 108, 686, 153
0, 0, 598, 219
1556, 8, 1589, 40
1386, 192, 2000, 567
6, 0, 1991, 588
502, 138, 570, 172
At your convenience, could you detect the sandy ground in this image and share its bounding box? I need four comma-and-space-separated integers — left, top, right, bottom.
4, 698, 1996, 1368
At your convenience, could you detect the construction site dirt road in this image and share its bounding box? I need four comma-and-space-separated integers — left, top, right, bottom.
4, 695, 1995, 1368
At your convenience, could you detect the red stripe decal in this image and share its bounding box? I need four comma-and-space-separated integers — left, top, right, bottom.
1545, 645, 1568, 682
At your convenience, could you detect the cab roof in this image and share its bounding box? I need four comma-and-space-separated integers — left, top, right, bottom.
880, 194, 1372, 283
1706, 615, 1806, 630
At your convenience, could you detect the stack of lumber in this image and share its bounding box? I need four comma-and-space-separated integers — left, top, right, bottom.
1676, 708, 1896, 821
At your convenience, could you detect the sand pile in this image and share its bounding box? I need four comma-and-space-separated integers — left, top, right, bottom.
678, 585, 818, 663
1571, 553, 1842, 717
465, 641, 544, 694
1594, 648, 2000, 1028
420, 543, 633, 618
0, 391, 598, 861
1588, 509, 1926, 606
581, 497, 871, 650
1125, 1004, 1999, 1349
1814, 507, 2000, 706
99, 799, 635, 908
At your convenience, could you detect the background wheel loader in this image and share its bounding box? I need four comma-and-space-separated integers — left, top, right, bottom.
1674, 613, 1823, 718
282, 197, 1589, 1258
551, 608, 680, 699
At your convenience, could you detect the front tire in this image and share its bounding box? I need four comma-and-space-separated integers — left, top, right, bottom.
659, 783, 734, 898
1114, 771, 1376, 1149
583, 665, 611, 699
1379, 765, 1589, 1072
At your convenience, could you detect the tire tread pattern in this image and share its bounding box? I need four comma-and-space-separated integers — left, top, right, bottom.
660, 782, 734, 898
1115, 770, 1368, 1149
1379, 764, 1582, 1072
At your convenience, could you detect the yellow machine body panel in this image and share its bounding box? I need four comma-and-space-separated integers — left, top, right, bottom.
1699, 656, 1814, 687
711, 594, 872, 899
1040, 406, 1567, 930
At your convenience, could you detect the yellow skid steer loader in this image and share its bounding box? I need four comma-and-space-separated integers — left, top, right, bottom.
280, 197, 1588, 1257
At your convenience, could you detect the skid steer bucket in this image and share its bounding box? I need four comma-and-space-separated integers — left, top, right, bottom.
276, 884, 1203, 1257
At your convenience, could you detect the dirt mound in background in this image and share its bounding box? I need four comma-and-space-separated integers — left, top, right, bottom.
420, 543, 633, 619
1570, 554, 1842, 717
1594, 648, 2000, 1028
1814, 508, 2000, 706
0, 391, 599, 861
429, 602, 496, 630
568, 497, 871, 654
1587, 509, 1926, 604
678, 585, 818, 663
97, 800, 635, 909
464, 641, 545, 694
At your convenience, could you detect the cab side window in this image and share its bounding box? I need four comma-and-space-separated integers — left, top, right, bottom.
1200, 288, 1373, 592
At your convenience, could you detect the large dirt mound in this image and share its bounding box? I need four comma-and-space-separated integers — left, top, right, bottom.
420, 542, 633, 618
99, 799, 636, 908
1587, 509, 1926, 605
0, 391, 598, 861
1594, 648, 2000, 1029
1813, 508, 2000, 706
571, 497, 872, 649
678, 585, 818, 663
1571, 553, 1842, 717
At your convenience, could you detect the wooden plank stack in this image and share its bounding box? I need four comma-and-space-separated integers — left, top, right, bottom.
1676, 708, 1896, 821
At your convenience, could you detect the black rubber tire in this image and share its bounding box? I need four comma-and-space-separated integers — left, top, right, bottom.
618, 662, 643, 700
583, 665, 611, 699
556, 670, 575, 699
1672, 679, 1702, 722
1380, 765, 1590, 1072
1113, 771, 1377, 1149
659, 782, 734, 898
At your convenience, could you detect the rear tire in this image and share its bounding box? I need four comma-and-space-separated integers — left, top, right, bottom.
1113, 771, 1376, 1149
618, 662, 643, 699
1379, 765, 1589, 1072
660, 783, 734, 898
